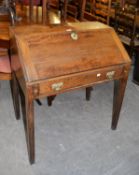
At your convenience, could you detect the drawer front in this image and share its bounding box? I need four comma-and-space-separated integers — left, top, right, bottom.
33, 65, 124, 98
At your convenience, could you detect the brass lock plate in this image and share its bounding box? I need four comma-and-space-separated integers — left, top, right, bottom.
52, 82, 64, 91
71, 31, 78, 41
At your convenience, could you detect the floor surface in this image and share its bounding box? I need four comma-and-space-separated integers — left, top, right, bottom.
0, 70, 139, 175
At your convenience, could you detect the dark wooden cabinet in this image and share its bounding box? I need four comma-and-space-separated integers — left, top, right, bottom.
83, 0, 112, 24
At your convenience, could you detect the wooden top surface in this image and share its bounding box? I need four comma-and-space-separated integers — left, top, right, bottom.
67, 21, 110, 30
11, 22, 131, 83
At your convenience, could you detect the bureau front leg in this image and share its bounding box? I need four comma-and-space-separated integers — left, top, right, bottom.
111, 75, 128, 130
25, 95, 35, 164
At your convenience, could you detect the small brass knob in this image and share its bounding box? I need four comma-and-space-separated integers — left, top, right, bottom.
106, 71, 115, 80
52, 82, 64, 91
97, 73, 101, 77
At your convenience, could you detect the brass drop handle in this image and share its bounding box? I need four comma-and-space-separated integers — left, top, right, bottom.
106, 71, 115, 80
52, 82, 64, 91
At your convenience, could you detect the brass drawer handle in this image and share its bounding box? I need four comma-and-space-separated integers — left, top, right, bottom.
52, 82, 64, 91
106, 71, 115, 80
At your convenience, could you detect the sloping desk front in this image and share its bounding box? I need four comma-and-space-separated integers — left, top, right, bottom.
10, 22, 131, 164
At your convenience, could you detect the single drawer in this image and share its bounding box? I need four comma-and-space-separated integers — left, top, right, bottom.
33, 65, 124, 98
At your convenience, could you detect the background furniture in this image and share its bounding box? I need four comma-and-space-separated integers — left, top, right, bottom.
0, 22, 10, 49
83, 0, 112, 24
0, 48, 11, 81
114, 0, 139, 57
19, 0, 48, 23
133, 48, 139, 84
0, 4, 11, 79
59, 0, 79, 19
58, 0, 86, 21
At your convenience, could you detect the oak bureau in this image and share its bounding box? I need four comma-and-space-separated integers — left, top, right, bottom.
10, 22, 131, 164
